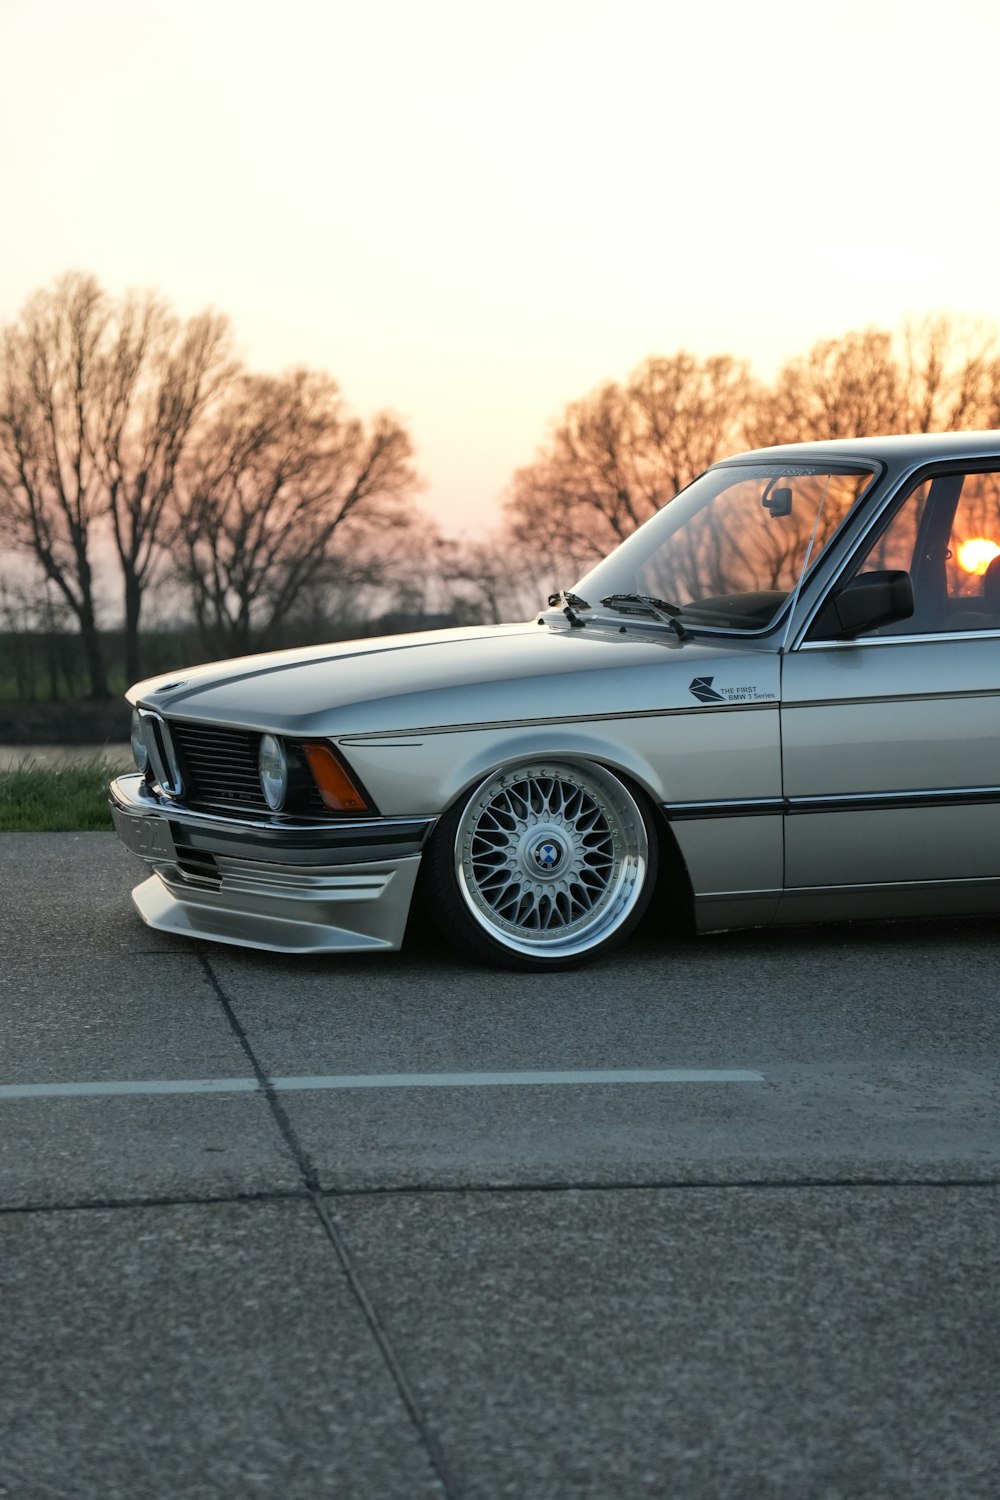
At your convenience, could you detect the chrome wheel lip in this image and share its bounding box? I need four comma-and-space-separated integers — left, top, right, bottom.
453, 761, 648, 959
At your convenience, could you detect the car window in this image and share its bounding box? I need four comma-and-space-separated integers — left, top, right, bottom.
856, 478, 931, 576
636, 471, 867, 606
944, 471, 1000, 602
575, 464, 874, 633
840, 469, 1000, 636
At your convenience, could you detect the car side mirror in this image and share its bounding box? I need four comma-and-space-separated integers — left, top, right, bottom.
809, 569, 915, 640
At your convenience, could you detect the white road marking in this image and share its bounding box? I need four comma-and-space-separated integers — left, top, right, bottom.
0, 1078, 258, 1099
0, 1068, 763, 1101
273, 1069, 765, 1089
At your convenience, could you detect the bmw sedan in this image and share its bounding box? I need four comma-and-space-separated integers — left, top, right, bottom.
111, 431, 1000, 969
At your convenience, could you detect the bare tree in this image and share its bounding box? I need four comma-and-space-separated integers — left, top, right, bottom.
504, 352, 758, 565
100, 295, 234, 682
434, 532, 580, 623
0, 274, 112, 696
0, 552, 85, 700
629, 353, 759, 493
978, 363, 1000, 430
754, 317, 1000, 446
899, 314, 1000, 432
174, 369, 420, 655
755, 328, 905, 446
281, 512, 445, 637
0, 272, 235, 694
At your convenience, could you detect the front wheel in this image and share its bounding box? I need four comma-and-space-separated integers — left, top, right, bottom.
424, 760, 658, 970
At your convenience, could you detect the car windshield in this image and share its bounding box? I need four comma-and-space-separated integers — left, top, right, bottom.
573, 462, 877, 632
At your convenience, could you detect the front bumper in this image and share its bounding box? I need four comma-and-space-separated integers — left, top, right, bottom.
109, 774, 436, 954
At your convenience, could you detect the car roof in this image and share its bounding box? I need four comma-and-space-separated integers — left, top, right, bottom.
714, 430, 1000, 468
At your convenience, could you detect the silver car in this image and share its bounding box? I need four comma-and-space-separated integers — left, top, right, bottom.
111, 431, 1000, 969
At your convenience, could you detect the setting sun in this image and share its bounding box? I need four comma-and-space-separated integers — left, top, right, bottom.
957, 538, 1000, 575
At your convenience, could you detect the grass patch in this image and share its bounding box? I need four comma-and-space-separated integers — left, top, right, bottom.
0, 756, 117, 831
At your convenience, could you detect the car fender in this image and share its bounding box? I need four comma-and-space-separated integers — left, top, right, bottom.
339, 709, 784, 911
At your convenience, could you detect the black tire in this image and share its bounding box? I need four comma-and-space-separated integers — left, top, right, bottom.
423, 759, 658, 971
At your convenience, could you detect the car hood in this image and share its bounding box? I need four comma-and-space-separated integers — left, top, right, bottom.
129, 620, 779, 737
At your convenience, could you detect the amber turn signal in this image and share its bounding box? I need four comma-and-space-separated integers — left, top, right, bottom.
302, 742, 372, 813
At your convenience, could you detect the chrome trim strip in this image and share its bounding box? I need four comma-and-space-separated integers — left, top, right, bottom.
109, 775, 436, 854
340, 701, 780, 743
663, 798, 784, 821
784, 875, 1000, 896
698, 887, 783, 900
788, 786, 1000, 815
664, 786, 1000, 820
138, 709, 184, 796
783, 686, 1000, 711
798, 628, 1000, 650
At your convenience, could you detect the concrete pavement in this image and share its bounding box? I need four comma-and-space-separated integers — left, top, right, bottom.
2, 833, 998, 1497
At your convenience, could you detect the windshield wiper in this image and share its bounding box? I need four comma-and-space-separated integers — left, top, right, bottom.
600, 593, 691, 641
546, 590, 591, 628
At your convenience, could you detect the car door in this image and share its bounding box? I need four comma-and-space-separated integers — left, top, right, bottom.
779, 464, 1000, 918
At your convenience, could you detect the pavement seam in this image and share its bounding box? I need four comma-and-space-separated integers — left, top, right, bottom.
321, 1174, 1000, 1194
196, 950, 320, 1186
5, 1176, 999, 1218
196, 949, 459, 1500
0, 1188, 312, 1216
309, 1190, 460, 1500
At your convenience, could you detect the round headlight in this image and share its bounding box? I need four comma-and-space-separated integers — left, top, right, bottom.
131, 710, 149, 773
258, 734, 288, 810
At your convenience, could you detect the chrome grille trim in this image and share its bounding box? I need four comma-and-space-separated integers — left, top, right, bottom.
168, 721, 327, 815
138, 710, 184, 796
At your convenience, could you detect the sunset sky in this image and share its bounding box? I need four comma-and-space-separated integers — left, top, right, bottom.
2, 0, 999, 536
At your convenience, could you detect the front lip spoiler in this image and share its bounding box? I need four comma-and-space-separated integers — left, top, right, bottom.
108, 774, 435, 954
109, 774, 437, 862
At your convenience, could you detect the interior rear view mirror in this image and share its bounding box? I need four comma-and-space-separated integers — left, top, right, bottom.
762, 484, 793, 518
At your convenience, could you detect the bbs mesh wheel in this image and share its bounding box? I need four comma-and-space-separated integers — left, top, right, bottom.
425, 760, 657, 969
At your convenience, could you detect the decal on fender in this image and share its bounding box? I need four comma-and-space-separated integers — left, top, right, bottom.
688, 676, 775, 705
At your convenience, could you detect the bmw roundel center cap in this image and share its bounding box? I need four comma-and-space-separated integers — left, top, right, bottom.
533, 838, 563, 871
